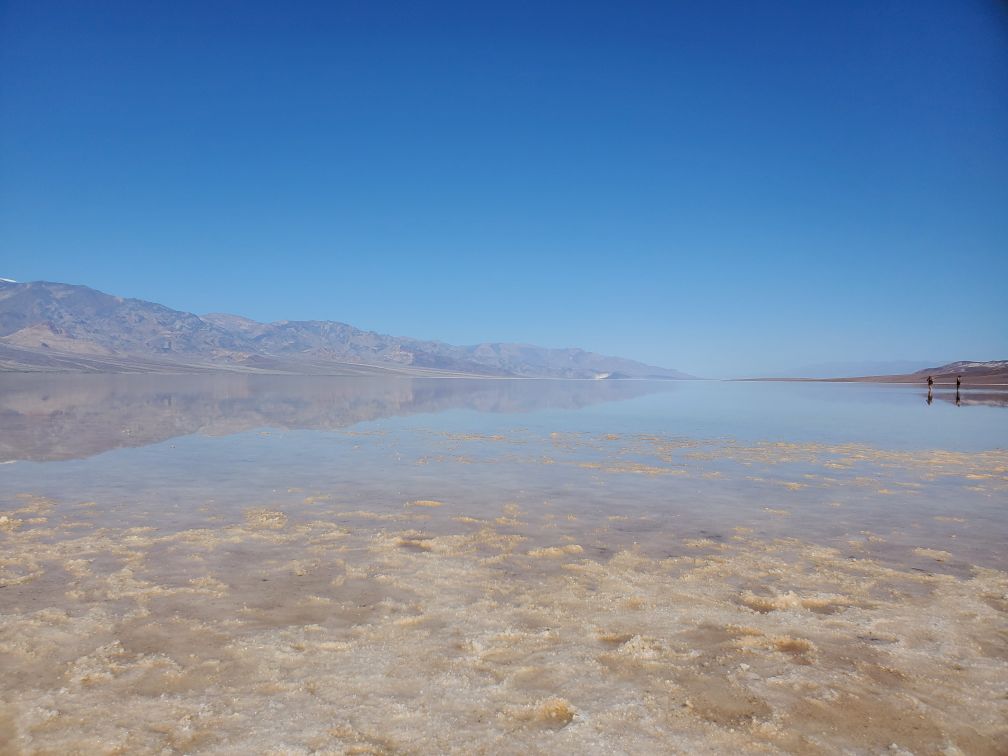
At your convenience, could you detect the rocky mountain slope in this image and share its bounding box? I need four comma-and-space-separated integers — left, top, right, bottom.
0, 280, 691, 378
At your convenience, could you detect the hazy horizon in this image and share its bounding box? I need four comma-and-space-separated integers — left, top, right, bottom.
2, 2, 1007, 376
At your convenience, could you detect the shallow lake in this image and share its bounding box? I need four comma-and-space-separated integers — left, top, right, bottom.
1, 375, 1006, 753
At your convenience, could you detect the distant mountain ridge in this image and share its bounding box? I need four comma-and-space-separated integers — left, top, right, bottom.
900, 361, 1008, 384
0, 280, 692, 379
826, 360, 1008, 385
744, 360, 1008, 385
769, 360, 942, 379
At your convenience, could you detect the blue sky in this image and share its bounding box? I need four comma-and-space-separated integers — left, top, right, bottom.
2, 1, 1006, 377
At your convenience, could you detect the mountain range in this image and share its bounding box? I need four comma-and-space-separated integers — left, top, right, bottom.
0, 280, 691, 379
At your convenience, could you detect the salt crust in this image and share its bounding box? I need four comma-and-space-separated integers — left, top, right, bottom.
1, 505, 1006, 754
2, 442, 1006, 753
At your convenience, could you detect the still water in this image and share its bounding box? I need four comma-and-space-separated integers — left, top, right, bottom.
1, 375, 1006, 754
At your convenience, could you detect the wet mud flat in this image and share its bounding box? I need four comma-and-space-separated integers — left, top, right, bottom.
2, 445, 1007, 755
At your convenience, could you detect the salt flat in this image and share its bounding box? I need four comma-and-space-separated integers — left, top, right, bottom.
1, 377, 1006, 753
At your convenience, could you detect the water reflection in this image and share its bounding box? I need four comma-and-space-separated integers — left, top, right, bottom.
0, 374, 673, 462
933, 388, 1007, 408
2, 374, 1007, 754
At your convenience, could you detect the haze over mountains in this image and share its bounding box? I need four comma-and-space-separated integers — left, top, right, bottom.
0, 280, 691, 379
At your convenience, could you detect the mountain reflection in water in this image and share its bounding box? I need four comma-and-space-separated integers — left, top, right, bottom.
0, 374, 674, 462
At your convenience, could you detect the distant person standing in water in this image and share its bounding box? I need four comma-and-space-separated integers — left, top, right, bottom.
927, 375, 934, 388
956, 375, 962, 390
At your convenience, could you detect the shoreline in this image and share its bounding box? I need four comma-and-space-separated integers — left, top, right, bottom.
735, 377, 1008, 387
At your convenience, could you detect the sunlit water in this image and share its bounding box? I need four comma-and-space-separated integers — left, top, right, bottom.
1, 375, 1006, 754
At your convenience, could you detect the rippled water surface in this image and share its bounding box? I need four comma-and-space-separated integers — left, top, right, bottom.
2, 375, 1006, 754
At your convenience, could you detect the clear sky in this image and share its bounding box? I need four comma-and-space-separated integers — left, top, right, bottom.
2, 1, 1006, 377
